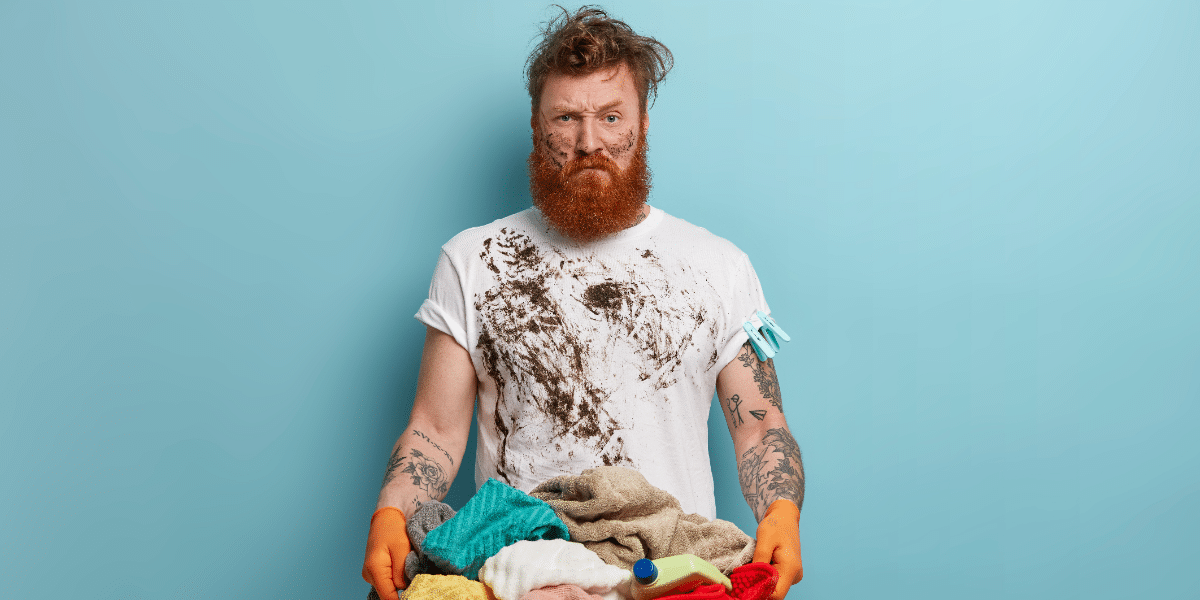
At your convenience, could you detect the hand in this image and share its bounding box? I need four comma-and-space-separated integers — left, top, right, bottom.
753, 499, 802, 600
362, 507, 411, 600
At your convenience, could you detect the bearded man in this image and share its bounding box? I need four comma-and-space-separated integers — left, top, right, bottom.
363, 7, 805, 600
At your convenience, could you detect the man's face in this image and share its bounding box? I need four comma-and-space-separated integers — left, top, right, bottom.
535, 63, 647, 174
529, 63, 651, 243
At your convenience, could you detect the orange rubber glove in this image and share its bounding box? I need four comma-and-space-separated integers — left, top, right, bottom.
362, 507, 411, 600
753, 499, 802, 600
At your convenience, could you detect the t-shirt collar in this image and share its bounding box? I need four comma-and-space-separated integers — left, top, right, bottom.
532, 204, 663, 247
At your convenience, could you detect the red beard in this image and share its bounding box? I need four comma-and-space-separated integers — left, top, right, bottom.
528, 126, 651, 243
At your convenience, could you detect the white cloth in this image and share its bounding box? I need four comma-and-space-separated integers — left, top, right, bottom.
478, 539, 630, 600
415, 206, 769, 519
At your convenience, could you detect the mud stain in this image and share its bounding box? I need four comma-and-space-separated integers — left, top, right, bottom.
583, 281, 634, 319
475, 229, 716, 481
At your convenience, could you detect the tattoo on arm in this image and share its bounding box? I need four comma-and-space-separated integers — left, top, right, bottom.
737, 342, 783, 412
411, 429, 455, 466
738, 427, 805, 520
381, 444, 405, 487
399, 448, 450, 500
726, 394, 745, 427
380, 443, 451, 503
749, 409, 766, 420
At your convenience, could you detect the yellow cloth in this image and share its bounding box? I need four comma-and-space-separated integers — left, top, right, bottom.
401, 574, 498, 600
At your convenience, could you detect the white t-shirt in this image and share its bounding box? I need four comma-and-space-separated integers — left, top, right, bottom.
415, 206, 770, 518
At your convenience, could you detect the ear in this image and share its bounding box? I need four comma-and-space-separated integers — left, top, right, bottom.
641, 112, 650, 135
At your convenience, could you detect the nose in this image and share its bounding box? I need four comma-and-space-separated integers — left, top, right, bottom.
575, 119, 605, 157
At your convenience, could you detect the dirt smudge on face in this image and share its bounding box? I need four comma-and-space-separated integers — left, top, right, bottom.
541, 129, 571, 169
608, 129, 638, 160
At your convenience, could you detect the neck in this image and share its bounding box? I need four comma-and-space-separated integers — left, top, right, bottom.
629, 204, 650, 228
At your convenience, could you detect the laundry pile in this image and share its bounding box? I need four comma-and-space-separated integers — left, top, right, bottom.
367, 466, 779, 600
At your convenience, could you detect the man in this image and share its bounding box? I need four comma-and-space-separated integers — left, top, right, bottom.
363, 7, 804, 600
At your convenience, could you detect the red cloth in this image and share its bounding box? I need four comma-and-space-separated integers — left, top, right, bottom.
729, 562, 779, 600
651, 563, 779, 600
654, 583, 732, 600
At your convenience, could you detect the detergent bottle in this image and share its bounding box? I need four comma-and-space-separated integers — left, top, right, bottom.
630, 554, 732, 600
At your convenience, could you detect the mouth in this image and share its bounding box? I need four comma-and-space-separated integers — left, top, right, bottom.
569, 168, 614, 184
568, 162, 616, 176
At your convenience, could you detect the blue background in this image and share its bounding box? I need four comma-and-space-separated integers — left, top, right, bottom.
2, 1, 1197, 598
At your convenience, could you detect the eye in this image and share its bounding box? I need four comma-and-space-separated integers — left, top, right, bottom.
605, 115, 619, 123
558, 115, 572, 122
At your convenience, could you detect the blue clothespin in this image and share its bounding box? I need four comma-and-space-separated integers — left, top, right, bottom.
743, 310, 791, 362
757, 310, 790, 350
743, 321, 776, 362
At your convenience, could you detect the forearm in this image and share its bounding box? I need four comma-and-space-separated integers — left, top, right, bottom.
734, 422, 805, 521
719, 341, 805, 522
375, 422, 467, 517
374, 327, 477, 517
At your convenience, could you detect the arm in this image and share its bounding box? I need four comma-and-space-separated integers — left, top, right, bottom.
363, 326, 477, 600
376, 326, 477, 515
716, 341, 804, 599
716, 341, 804, 519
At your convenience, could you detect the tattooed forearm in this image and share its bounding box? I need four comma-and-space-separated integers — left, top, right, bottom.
411, 429, 454, 466
381, 444, 405, 488
762, 428, 804, 508
737, 427, 805, 520
738, 446, 769, 515
726, 394, 745, 427
736, 342, 782, 411
399, 448, 450, 500
380, 446, 451, 503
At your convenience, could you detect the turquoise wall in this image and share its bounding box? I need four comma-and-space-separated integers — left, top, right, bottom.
2, 1, 1197, 598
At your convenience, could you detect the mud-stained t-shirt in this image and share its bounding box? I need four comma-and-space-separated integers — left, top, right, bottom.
415, 206, 770, 519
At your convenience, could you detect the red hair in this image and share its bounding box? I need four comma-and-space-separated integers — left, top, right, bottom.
525, 5, 674, 114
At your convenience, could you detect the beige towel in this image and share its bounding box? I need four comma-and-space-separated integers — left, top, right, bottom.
530, 467, 756, 574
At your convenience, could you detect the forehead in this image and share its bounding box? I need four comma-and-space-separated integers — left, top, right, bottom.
540, 63, 639, 111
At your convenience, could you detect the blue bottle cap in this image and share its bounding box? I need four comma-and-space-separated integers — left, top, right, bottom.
633, 558, 658, 585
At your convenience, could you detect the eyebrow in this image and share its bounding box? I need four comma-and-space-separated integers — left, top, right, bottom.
551, 99, 625, 114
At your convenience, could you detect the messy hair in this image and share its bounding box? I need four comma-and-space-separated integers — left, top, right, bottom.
525, 5, 674, 114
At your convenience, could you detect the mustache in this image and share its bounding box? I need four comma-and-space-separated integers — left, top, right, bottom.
528, 125, 651, 243
561, 153, 619, 179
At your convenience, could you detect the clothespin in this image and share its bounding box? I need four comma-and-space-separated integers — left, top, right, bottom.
743, 310, 791, 362
757, 310, 791, 349
743, 321, 775, 362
